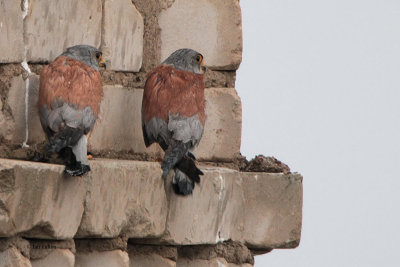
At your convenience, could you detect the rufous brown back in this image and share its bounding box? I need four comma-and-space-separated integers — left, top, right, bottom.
39, 56, 103, 116
142, 65, 205, 125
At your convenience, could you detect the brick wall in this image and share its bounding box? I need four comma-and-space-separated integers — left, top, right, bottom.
0, 0, 242, 162
0, 1, 302, 266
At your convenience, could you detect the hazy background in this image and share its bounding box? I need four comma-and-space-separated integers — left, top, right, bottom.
236, 1, 400, 266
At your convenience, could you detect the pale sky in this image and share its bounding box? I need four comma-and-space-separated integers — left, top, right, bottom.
236, 1, 400, 266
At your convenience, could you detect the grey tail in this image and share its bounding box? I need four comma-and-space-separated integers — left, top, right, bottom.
175, 155, 203, 184
172, 169, 195, 195
161, 141, 191, 178
46, 126, 83, 153
161, 141, 203, 195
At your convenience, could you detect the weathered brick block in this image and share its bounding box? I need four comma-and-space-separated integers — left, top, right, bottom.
103, 0, 144, 71
242, 172, 303, 249
0, 1, 24, 63
159, 169, 302, 248
88, 86, 163, 157
197, 88, 242, 161
76, 160, 168, 238
177, 258, 250, 267
7, 76, 26, 142
0, 97, 10, 140
159, 0, 242, 70
0, 160, 87, 239
25, 0, 102, 62
75, 250, 129, 267
128, 245, 177, 267
0, 247, 31, 267
177, 241, 253, 266
7, 75, 46, 144
31, 249, 75, 267
128, 253, 176, 267
0, 158, 302, 250
161, 167, 245, 245
88, 87, 241, 161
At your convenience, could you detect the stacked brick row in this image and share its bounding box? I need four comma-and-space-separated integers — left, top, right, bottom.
0, 237, 255, 267
0, 0, 242, 161
0, 158, 302, 266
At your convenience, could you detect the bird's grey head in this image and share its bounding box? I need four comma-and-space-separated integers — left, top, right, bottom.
61, 45, 106, 71
162, 48, 206, 74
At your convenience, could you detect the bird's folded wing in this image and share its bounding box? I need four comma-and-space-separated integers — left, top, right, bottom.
141, 65, 205, 147
39, 56, 103, 135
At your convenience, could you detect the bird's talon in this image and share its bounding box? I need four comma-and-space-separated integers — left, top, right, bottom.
64, 162, 91, 177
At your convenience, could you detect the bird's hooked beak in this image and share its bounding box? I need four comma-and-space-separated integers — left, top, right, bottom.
201, 60, 207, 73
98, 55, 107, 69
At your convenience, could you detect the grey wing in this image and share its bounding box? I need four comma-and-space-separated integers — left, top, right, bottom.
142, 115, 170, 150
167, 113, 204, 149
39, 100, 96, 150
142, 113, 204, 151
141, 112, 153, 147
160, 113, 204, 181
40, 100, 96, 136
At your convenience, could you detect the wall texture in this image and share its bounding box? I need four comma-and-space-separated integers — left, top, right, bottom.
0, 0, 303, 266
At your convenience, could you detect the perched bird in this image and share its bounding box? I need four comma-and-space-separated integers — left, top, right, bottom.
39, 45, 106, 176
142, 48, 207, 195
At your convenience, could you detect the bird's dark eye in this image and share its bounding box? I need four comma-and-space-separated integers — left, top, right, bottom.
195, 54, 202, 63
95, 52, 101, 59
